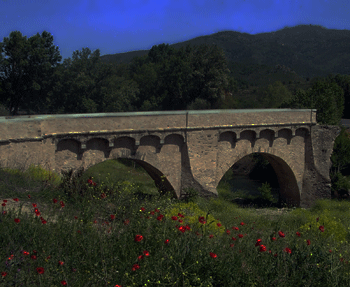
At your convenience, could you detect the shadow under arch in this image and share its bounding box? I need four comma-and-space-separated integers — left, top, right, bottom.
218, 152, 301, 207
255, 153, 301, 207
118, 157, 176, 197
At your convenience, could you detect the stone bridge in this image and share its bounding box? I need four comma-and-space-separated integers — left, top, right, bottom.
0, 109, 340, 208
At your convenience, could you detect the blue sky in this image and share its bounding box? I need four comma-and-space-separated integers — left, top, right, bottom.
1, 0, 350, 63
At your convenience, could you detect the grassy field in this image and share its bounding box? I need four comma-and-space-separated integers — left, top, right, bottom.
1, 159, 350, 286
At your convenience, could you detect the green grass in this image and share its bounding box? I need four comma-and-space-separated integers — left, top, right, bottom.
1, 159, 350, 286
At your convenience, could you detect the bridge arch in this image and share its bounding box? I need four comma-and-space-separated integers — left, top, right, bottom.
55, 134, 181, 197
217, 152, 301, 207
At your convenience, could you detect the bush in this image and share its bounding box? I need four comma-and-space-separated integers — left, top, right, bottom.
258, 182, 277, 204
164, 201, 226, 236
291, 208, 348, 248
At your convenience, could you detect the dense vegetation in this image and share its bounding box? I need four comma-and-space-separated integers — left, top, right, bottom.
1, 160, 350, 286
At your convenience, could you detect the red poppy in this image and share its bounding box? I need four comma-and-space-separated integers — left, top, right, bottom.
60, 201, 65, 207
296, 232, 301, 237
255, 239, 262, 246
185, 225, 190, 230
1, 272, 7, 277
178, 219, 183, 223
217, 223, 222, 227
240, 222, 245, 226
59, 261, 64, 265
178, 226, 186, 233
31, 255, 37, 260
32, 203, 37, 207
232, 226, 239, 230
132, 264, 140, 271
232, 237, 236, 241
238, 234, 243, 238
155, 209, 160, 213
140, 207, 145, 212
22, 251, 29, 256
164, 239, 170, 244
271, 237, 276, 241
14, 218, 20, 223
259, 245, 267, 252
13, 198, 19, 202
210, 252, 217, 258
1, 203, 5, 206
209, 234, 214, 238
284, 248, 292, 254
110, 215, 115, 220
278, 231, 285, 238
2, 200, 7, 203
138, 255, 143, 261
100, 193, 106, 199
226, 230, 230, 234
41, 220, 47, 224
53, 198, 58, 203
307, 240, 311, 245
157, 215, 164, 221
61, 281, 67, 286
150, 211, 155, 215
135, 234, 143, 242
178, 213, 184, 218
36, 267, 45, 274
319, 225, 324, 232
124, 219, 130, 225
198, 216, 206, 224
143, 250, 150, 256
172, 216, 178, 220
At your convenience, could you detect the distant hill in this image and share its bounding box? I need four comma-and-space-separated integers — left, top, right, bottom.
100, 24, 350, 81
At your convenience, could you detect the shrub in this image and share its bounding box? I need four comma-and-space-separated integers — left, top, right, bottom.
23, 164, 62, 187
291, 208, 348, 247
258, 182, 277, 203
164, 201, 225, 236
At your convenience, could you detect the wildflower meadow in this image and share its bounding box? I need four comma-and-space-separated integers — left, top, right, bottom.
1, 159, 350, 286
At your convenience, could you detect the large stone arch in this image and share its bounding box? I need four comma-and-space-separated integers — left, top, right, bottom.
217, 152, 301, 207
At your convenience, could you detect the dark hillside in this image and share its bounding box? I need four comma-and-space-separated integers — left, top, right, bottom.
100, 24, 350, 80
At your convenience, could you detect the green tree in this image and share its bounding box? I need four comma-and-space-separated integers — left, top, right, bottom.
48, 48, 139, 114
260, 81, 292, 108
0, 31, 61, 115
285, 79, 344, 125
186, 44, 230, 109
331, 127, 350, 173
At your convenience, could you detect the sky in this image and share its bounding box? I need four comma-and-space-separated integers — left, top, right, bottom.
1, 0, 350, 63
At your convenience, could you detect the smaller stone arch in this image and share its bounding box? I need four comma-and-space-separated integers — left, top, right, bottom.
219, 131, 237, 148
295, 127, 309, 141
239, 130, 256, 148
85, 138, 110, 158
111, 136, 137, 158
277, 128, 293, 144
163, 134, 184, 152
138, 135, 161, 154
259, 129, 275, 147
56, 138, 82, 160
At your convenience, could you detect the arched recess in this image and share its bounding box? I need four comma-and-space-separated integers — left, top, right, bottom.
56, 139, 83, 171
110, 136, 136, 158
218, 131, 236, 149
218, 152, 301, 207
85, 138, 110, 158
138, 135, 161, 154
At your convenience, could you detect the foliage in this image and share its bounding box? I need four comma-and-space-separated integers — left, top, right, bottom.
331, 128, 350, 173
1, 161, 350, 286
0, 31, 62, 115
180, 187, 199, 202
47, 48, 139, 114
331, 172, 350, 195
284, 79, 344, 125
258, 182, 278, 204
164, 201, 226, 236
293, 208, 348, 248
